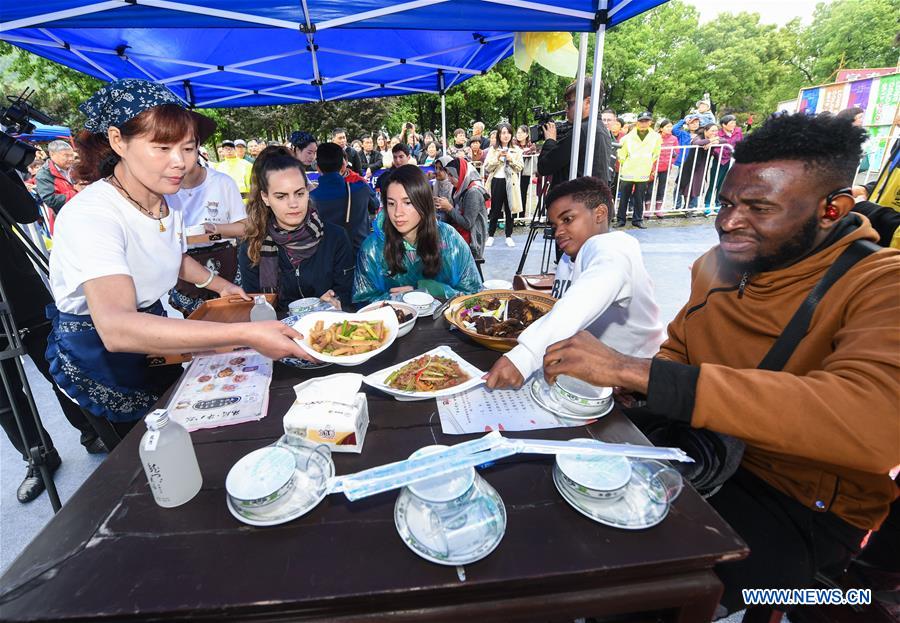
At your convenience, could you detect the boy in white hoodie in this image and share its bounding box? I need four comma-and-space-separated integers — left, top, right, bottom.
484, 176, 666, 389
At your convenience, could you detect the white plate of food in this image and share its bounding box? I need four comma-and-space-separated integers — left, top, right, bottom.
357, 300, 417, 338
363, 346, 485, 401
287, 307, 399, 366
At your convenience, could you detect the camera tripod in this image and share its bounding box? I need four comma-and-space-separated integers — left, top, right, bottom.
515, 176, 557, 276
0, 203, 61, 513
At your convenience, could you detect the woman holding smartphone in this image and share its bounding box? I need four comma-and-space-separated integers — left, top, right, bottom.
484, 123, 524, 247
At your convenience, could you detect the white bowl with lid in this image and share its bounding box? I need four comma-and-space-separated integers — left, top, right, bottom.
225, 446, 297, 512
288, 297, 322, 316
226, 441, 335, 527
402, 291, 436, 316
406, 445, 476, 503
555, 438, 632, 500
552, 375, 613, 416
394, 445, 506, 565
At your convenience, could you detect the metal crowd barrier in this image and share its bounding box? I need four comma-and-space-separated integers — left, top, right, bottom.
510, 146, 736, 222
609, 142, 735, 218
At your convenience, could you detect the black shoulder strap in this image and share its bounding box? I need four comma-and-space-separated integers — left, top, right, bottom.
757, 239, 881, 371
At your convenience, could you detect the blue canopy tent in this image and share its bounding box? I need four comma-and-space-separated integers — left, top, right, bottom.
13, 120, 72, 143
1, 0, 666, 174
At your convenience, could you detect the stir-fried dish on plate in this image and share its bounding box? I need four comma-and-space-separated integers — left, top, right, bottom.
308, 320, 388, 356
385, 355, 471, 392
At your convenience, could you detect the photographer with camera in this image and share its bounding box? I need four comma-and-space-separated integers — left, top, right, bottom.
537, 76, 613, 191
0, 155, 107, 504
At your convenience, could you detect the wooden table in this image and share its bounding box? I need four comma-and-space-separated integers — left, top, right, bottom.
0, 317, 747, 622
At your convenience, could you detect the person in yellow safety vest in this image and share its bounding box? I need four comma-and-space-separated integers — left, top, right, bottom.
616, 111, 662, 228
214, 139, 253, 202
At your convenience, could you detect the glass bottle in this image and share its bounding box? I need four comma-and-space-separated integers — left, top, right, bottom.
139, 409, 203, 508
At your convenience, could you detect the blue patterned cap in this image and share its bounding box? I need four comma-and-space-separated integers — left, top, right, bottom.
79, 79, 184, 134
79, 78, 216, 142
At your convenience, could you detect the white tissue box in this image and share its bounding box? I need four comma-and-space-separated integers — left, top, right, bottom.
283, 393, 368, 453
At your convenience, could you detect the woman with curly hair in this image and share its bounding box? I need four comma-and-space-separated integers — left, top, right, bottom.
353, 164, 482, 303
238, 146, 354, 312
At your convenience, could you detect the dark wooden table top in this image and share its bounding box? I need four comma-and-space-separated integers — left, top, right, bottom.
0, 317, 747, 621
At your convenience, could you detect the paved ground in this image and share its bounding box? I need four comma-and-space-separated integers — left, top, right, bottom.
1, 220, 724, 585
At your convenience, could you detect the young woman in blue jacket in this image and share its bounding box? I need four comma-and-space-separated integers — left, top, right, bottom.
353, 164, 482, 303
238, 147, 354, 312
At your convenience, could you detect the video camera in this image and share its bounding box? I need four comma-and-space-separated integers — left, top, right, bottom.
529, 106, 572, 143
0, 88, 56, 172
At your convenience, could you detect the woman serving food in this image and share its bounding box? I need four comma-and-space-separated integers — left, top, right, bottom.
46, 79, 311, 439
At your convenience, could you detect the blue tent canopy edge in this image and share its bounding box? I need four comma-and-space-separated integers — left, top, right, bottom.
0, 0, 666, 107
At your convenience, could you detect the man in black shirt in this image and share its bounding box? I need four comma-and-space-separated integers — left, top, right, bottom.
537, 76, 613, 190
358, 136, 383, 181
332, 127, 363, 175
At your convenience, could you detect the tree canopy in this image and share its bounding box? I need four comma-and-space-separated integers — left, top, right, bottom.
2, 0, 897, 143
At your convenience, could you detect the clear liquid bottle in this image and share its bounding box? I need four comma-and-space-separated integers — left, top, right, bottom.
139, 409, 203, 508
249, 295, 277, 322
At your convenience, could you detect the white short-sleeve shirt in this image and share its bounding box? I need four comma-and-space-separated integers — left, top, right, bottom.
50, 179, 186, 315
170, 168, 247, 249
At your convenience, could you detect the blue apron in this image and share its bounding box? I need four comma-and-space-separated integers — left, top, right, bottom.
45, 302, 182, 423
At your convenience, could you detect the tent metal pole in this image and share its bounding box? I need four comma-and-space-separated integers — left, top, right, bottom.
314, 0, 450, 30
568, 32, 588, 181
447, 44, 484, 90
0, 1, 122, 32
328, 72, 440, 101
441, 93, 447, 151
326, 61, 402, 85
478, 0, 595, 20
0, 34, 114, 55
299, 0, 324, 101
314, 47, 483, 75
137, 0, 301, 29
439, 70, 448, 152
583, 20, 606, 176
37, 28, 117, 80
607, 0, 637, 19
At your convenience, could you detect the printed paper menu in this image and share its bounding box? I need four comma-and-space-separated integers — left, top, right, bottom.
167, 351, 272, 431
438, 384, 591, 435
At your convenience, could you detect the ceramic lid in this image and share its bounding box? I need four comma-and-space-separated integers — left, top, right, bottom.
226, 446, 296, 502
403, 291, 435, 306
555, 375, 613, 401
556, 438, 632, 492
289, 297, 321, 309
406, 445, 475, 502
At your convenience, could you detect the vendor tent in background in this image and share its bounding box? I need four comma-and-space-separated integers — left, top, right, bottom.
1, 0, 667, 174
13, 121, 72, 143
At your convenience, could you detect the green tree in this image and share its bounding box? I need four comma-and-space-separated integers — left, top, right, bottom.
804, 0, 900, 83
600, 0, 703, 116
3, 0, 899, 143
0, 42, 101, 129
